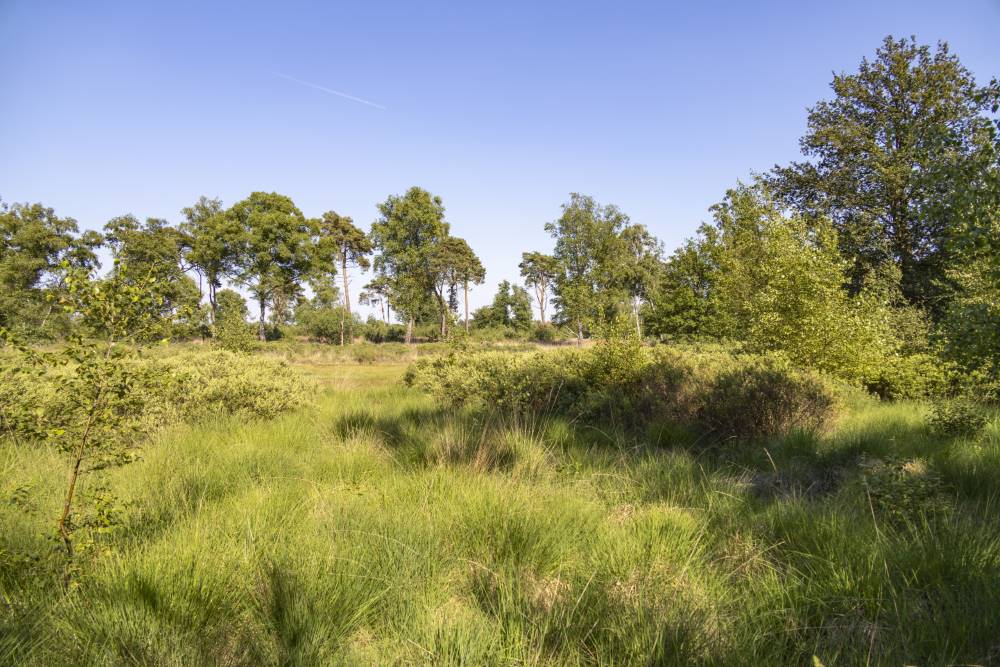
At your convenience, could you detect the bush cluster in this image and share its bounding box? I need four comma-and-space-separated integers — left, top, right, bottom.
0, 349, 313, 444
405, 343, 838, 442
926, 399, 988, 438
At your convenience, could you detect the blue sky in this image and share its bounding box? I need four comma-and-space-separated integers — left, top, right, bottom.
2, 0, 998, 315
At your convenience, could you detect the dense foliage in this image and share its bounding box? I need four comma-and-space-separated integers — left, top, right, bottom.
406, 341, 838, 442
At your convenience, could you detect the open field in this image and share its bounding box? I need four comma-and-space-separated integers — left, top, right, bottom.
3, 347, 1000, 666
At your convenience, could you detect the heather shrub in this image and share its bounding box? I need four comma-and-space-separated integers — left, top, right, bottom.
856, 457, 950, 524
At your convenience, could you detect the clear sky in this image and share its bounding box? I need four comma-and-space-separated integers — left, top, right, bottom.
2, 0, 998, 315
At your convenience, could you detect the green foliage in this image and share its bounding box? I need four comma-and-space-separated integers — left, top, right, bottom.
865, 352, 953, 400
142, 350, 313, 422
531, 322, 558, 343
0, 262, 166, 572
693, 353, 838, 440
473, 280, 533, 332
940, 247, 1000, 397
927, 399, 988, 438
180, 196, 238, 322
519, 251, 559, 324
407, 343, 838, 442
214, 315, 258, 354
310, 211, 372, 343
103, 215, 202, 336
857, 457, 949, 525
363, 318, 407, 343
228, 192, 314, 341
643, 226, 721, 340
371, 187, 451, 340
430, 235, 485, 335
296, 299, 362, 344
544, 193, 633, 338
710, 185, 894, 384
768, 35, 999, 311
0, 200, 100, 338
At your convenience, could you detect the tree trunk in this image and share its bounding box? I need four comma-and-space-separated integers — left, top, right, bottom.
577, 320, 583, 346
258, 299, 267, 341
633, 298, 642, 338
405, 318, 414, 344
208, 282, 217, 326
540, 281, 547, 325
341, 254, 350, 345
464, 281, 470, 332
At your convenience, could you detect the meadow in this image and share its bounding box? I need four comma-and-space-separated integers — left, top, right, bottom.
3, 343, 1000, 666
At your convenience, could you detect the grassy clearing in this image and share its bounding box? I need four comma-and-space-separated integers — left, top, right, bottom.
2, 350, 1000, 665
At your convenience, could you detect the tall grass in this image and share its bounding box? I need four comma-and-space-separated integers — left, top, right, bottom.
2, 356, 1000, 665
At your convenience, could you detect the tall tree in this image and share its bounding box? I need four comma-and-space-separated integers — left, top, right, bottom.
545, 193, 631, 343
370, 187, 450, 343
473, 280, 533, 331
768, 35, 999, 313
180, 196, 238, 324
429, 236, 483, 334
103, 214, 201, 330
228, 192, 313, 341
619, 224, 663, 337
0, 200, 99, 336
518, 252, 558, 325
708, 184, 895, 382
643, 225, 721, 340
361, 275, 392, 323
312, 212, 372, 345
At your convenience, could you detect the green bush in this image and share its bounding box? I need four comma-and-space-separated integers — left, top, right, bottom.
406, 343, 838, 442
143, 350, 314, 423
693, 354, 837, 441
0, 349, 313, 444
214, 315, 258, 354
857, 457, 949, 524
364, 320, 407, 343
865, 353, 953, 400
531, 323, 558, 343
926, 399, 988, 438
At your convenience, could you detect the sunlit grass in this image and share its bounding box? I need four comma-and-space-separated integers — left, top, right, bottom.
2, 351, 999, 665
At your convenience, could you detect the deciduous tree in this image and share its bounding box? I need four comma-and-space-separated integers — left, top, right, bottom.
312, 212, 372, 344
518, 252, 558, 325
370, 187, 450, 343
768, 35, 999, 313
228, 192, 313, 341
180, 196, 238, 324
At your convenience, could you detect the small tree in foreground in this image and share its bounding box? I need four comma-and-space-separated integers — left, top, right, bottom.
0, 262, 164, 584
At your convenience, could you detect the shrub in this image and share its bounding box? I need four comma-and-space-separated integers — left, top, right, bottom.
857, 457, 949, 524
865, 353, 953, 400
214, 315, 258, 354
0, 349, 313, 443
143, 350, 313, 423
407, 344, 838, 442
364, 321, 407, 343
532, 323, 557, 343
693, 354, 837, 441
927, 399, 988, 438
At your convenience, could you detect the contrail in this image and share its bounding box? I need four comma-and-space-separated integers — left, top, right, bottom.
272, 71, 387, 110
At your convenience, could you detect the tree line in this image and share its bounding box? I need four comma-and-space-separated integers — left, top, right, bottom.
2, 35, 999, 393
